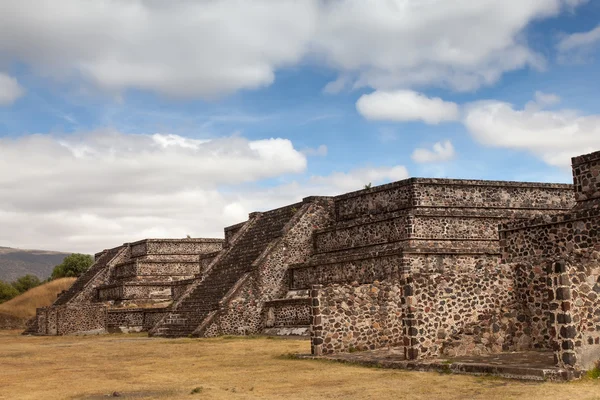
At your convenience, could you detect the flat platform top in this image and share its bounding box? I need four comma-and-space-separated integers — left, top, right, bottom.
572, 149, 600, 166
335, 177, 573, 201
303, 348, 575, 381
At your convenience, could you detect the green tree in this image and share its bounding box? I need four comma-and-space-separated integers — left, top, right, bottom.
51, 253, 94, 279
0, 280, 19, 303
11, 274, 41, 294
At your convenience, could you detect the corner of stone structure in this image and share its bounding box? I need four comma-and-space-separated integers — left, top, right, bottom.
571, 149, 600, 209
547, 260, 578, 369
401, 276, 419, 360
310, 284, 323, 356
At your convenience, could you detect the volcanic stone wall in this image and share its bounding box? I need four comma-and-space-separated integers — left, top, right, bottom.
573, 151, 600, 209
308, 178, 574, 359
263, 298, 311, 328
499, 212, 600, 369
129, 239, 223, 257
310, 281, 406, 355
54, 246, 127, 305
28, 238, 224, 335
106, 308, 168, 333
199, 197, 335, 337
406, 255, 515, 358
296, 179, 573, 292
96, 238, 224, 304
496, 149, 600, 369
291, 254, 405, 290
35, 304, 107, 335
335, 178, 573, 221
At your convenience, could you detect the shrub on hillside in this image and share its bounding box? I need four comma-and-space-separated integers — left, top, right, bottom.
0, 280, 19, 303
51, 253, 94, 279
11, 274, 41, 294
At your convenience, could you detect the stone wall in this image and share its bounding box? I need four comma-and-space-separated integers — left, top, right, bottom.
572, 151, 600, 209
107, 308, 168, 333
112, 260, 202, 280
310, 282, 406, 355
495, 149, 600, 369
314, 214, 411, 253
36, 304, 107, 335
199, 197, 335, 337
224, 222, 246, 248
98, 283, 173, 302
264, 298, 311, 328
291, 254, 404, 290
334, 178, 573, 222
129, 238, 223, 257
407, 256, 516, 359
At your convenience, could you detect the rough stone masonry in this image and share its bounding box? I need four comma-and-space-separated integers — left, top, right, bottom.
25, 149, 600, 376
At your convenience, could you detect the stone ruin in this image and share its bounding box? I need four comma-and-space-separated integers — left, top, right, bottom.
25, 149, 600, 376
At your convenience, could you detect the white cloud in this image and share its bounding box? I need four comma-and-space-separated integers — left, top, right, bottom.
0, 72, 24, 105
0, 0, 318, 98
309, 165, 409, 193
557, 24, 600, 52
0, 131, 307, 252
0, 0, 586, 98
463, 93, 600, 167
322, 74, 353, 94
356, 90, 459, 124
412, 140, 456, 163
0, 130, 410, 253
316, 0, 577, 92
301, 145, 328, 157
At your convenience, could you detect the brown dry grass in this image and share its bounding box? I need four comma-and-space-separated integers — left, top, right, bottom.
0, 278, 75, 319
0, 332, 599, 400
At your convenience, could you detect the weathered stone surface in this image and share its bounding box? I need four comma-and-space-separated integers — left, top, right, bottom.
24, 148, 600, 377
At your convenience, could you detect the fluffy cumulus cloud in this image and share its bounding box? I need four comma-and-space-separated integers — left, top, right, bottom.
0, 72, 24, 105
0, 131, 408, 253
463, 93, 600, 167
0, 0, 587, 97
356, 90, 459, 124
557, 24, 600, 63
0, 131, 306, 252
316, 0, 581, 92
412, 140, 456, 163
0, 0, 318, 98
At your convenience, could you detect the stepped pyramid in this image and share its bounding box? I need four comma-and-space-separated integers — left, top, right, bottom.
150, 197, 334, 338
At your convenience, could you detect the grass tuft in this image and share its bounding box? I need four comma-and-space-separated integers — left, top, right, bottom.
586, 361, 600, 380
190, 386, 203, 394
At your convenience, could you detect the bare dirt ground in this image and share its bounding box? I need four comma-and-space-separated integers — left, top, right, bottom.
1, 330, 599, 400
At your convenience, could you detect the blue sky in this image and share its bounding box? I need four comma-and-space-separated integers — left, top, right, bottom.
0, 0, 599, 252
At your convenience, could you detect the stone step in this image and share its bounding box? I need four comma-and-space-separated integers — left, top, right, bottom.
262, 325, 311, 337
153, 203, 303, 338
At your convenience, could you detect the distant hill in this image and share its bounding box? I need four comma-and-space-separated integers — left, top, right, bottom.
0, 278, 76, 329
0, 247, 72, 282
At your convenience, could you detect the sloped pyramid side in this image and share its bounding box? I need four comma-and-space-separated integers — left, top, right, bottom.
150, 202, 306, 338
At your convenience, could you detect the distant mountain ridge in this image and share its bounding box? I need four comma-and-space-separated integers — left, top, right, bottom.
0, 247, 72, 282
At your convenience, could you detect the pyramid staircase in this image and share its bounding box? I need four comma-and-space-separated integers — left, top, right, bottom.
150, 203, 303, 338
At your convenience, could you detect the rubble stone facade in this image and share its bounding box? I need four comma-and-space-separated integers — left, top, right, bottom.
25, 149, 600, 375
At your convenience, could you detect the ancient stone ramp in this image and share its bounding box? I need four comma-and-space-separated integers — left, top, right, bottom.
22, 246, 125, 335
53, 246, 126, 306
151, 203, 303, 338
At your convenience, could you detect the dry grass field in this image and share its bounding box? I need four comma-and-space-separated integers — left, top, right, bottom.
0, 278, 76, 329
1, 331, 599, 400
0, 278, 76, 319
